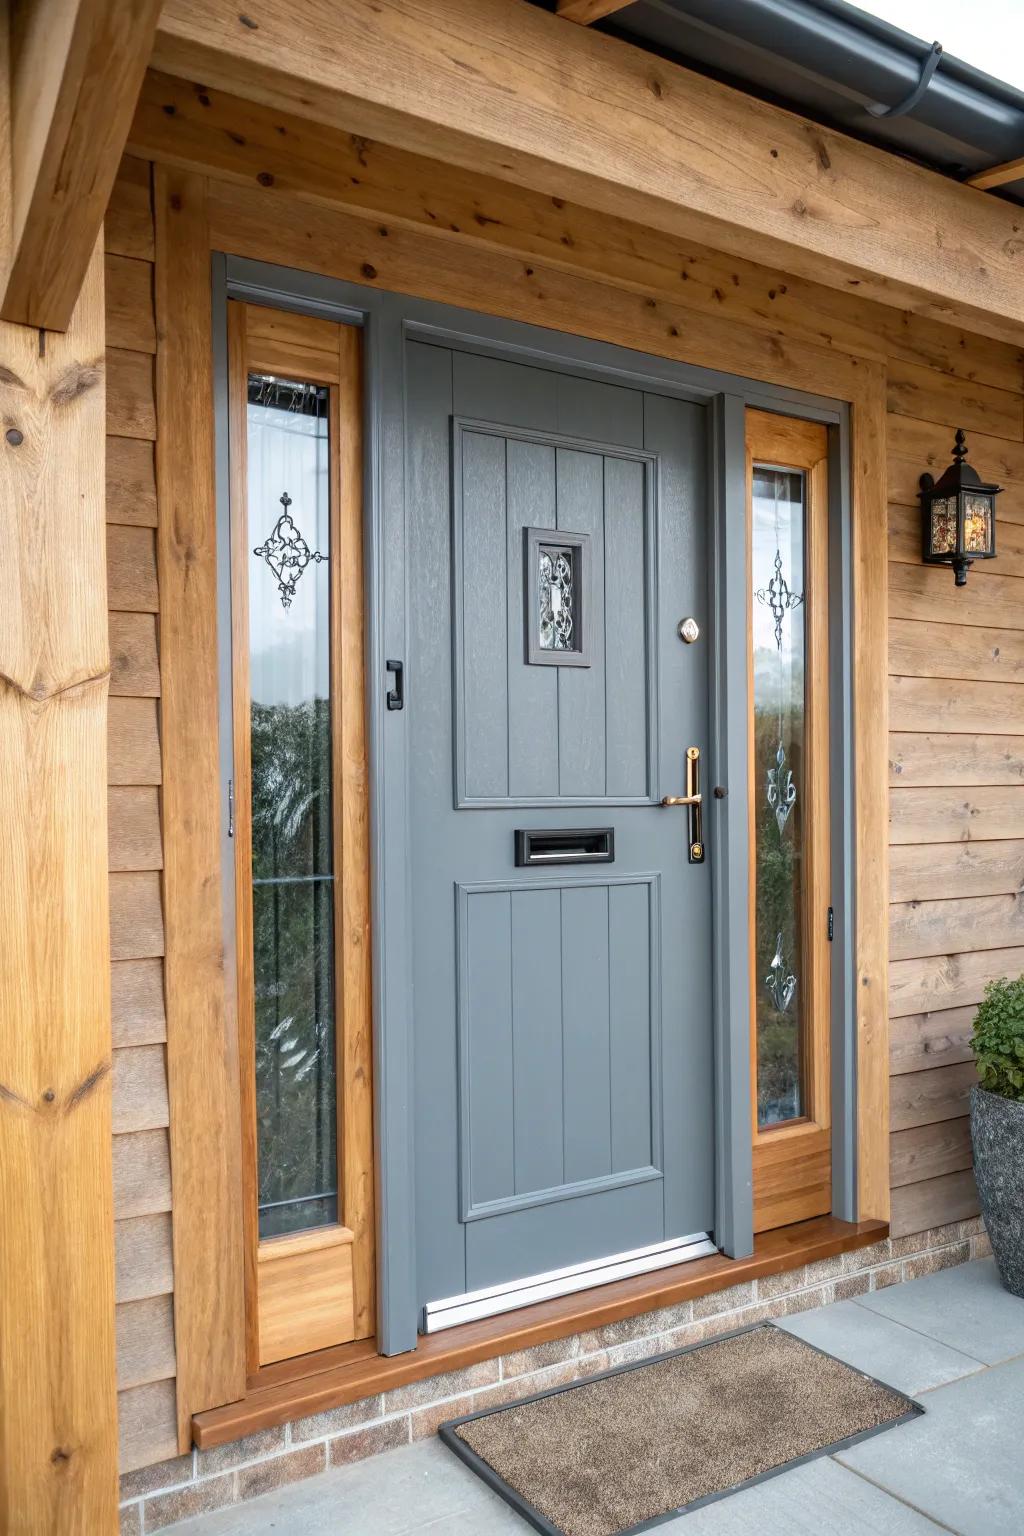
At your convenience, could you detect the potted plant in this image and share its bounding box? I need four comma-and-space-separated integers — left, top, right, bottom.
970, 976, 1024, 1298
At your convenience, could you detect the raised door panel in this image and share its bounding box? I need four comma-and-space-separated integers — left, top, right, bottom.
457, 877, 660, 1222
453, 422, 656, 806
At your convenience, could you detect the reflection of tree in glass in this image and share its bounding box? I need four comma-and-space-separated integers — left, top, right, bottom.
250, 698, 339, 1239
754, 701, 804, 1126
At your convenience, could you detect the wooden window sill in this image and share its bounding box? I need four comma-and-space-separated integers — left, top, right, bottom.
192, 1215, 886, 1448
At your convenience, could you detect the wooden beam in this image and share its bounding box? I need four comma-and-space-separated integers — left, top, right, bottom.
0, 0, 162, 331
154, 166, 247, 1445
129, 71, 1024, 395
968, 156, 1024, 192
557, 0, 635, 24
151, 0, 1024, 344
0, 242, 119, 1530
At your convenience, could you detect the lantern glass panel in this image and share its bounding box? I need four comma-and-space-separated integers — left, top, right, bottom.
963, 494, 993, 555
929, 496, 958, 556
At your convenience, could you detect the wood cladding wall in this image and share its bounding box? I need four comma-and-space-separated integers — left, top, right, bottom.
106, 109, 1024, 1466
105, 157, 181, 1475
888, 408, 1024, 1237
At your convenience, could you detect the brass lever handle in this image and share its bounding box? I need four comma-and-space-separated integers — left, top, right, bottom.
661, 747, 704, 863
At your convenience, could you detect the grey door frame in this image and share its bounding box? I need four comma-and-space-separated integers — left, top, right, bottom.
213, 253, 856, 1357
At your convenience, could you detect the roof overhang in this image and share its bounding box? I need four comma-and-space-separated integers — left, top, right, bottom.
151, 0, 1024, 343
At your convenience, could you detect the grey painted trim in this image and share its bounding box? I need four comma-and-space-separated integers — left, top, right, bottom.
708, 393, 754, 1258
829, 415, 858, 1221
368, 304, 420, 1352
217, 251, 860, 1339
454, 873, 664, 1224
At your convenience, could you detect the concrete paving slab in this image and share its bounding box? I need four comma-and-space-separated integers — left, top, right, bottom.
776, 1299, 983, 1395
838, 1354, 1024, 1536
161, 1439, 524, 1536
666, 1455, 948, 1534
163, 1417, 947, 1536
854, 1259, 1024, 1366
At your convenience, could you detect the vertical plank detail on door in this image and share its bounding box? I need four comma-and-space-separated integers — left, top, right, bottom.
155, 167, 246, 1441
0, 242, 119, 1534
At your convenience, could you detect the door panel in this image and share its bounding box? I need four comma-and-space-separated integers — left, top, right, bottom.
457, 876, 660, 1221
408, 338, 713, 1312
453, 426, 655, 805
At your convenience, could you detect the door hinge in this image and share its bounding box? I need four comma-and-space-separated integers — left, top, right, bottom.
827, 905, 834, 941
228, 778, 235, 839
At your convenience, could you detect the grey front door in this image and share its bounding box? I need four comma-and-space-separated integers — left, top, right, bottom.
407, 339, 713, 1313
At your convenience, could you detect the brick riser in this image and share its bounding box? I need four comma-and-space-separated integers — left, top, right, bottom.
119, 1218, 990, 1533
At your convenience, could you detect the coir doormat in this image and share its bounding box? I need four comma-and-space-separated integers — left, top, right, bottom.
439, 1322, 921, 1535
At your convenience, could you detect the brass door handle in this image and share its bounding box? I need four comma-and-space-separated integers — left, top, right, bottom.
661, 747, 704, 863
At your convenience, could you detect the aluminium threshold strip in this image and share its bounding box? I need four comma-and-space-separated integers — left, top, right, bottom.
424, 1232, 718, 1333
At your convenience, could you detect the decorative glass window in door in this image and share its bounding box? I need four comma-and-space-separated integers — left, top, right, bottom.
524, 525, 591, 667
245, 372, 338, 1240
752, 466, 807, 1128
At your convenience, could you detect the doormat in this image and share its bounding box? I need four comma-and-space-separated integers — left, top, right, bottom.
439, 1322, 922, 1535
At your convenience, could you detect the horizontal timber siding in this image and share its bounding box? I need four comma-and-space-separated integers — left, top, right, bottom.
106, 157, 180, 1474
887, 356, 1024, 1237
109, 104, 1024, 1474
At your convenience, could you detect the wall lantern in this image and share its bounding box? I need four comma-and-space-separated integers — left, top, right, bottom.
920, 428, 1001, 587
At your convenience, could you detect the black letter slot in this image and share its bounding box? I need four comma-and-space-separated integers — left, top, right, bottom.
514, 828, 615, 867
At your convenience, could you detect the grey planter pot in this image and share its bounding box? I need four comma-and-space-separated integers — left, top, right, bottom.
971, 1084, 1024, 1299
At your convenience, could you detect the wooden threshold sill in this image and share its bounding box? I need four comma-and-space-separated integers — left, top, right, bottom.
192, 1214, 887, 1448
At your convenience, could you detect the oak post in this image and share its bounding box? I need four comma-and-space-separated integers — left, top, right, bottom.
0, 242, 119, 1530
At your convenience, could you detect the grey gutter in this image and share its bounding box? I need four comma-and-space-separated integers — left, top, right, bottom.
577, 0, 1024, 200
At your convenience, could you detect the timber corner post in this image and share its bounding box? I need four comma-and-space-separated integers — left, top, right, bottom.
0, 239, 120, 1530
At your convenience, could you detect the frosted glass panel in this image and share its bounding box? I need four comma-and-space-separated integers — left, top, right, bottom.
752, 467, 806, 1128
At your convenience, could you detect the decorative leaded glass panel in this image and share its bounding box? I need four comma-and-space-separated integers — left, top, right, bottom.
246, 371, 339, 1239
752, 467, 807, 1128
524, 526, 591, 667
539, 546, 575, 651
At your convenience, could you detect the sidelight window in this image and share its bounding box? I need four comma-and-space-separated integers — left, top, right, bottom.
227, 301, 375, 1367
751, 467, 806, 1128
245, 375, 338, 1240
747, 411, 832, 1233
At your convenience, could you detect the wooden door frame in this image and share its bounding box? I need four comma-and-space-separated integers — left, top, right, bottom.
154, 166, 888, 1435
746, 411, 833, 1232
226, 301, 374, 1373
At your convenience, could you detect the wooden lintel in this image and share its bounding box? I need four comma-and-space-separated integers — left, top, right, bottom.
0, 0, 162, 331
150, 0, 1024, 344
967, 156, 1024, 192
557, 0, 636, 24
